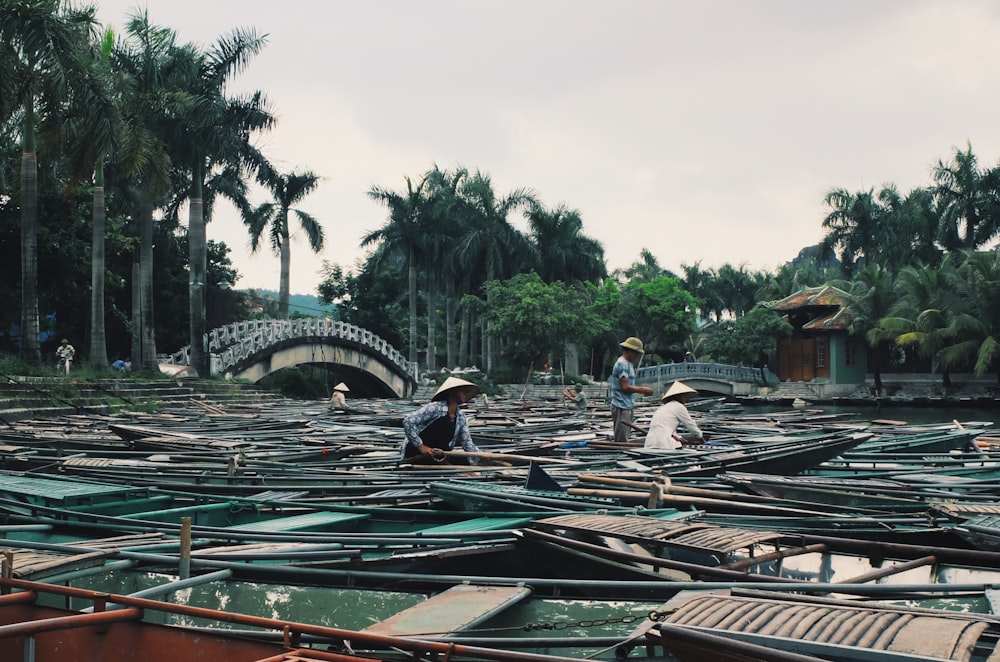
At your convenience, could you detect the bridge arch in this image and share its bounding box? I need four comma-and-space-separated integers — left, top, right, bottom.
636, 362, 767, 397
167, 319, 418, 397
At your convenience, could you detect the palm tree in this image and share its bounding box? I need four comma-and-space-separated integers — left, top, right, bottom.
942, 250, 1000, 382
65, 27, 121, 369
247, 169, 323, 319
454, 171, 537, 373
112, 11, 182, 369
364, 175, 431, 367
526, 203, 606, 285
615, 248, 671, 283
821, 187, 884, 277
0, 0, 99, 362
933, 143, 1000, 251
836, 265, 897, 395
167, 26, 273, 374
423, 164, 468, 370
880, 260, 962, 389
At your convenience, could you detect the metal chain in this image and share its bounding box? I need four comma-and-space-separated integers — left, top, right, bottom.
521, 612, 654, 632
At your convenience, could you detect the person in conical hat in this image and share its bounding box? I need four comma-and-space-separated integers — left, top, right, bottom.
401, 377, 481, 465
329, 382, 351, 411
609, 337, 654, 441
644, 380, 707, 450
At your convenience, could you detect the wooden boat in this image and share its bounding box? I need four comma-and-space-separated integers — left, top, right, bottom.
0, 576, 605, 662
622, 430, 872, 477
622, 587, 1000, 661
520, 513, 1000, 587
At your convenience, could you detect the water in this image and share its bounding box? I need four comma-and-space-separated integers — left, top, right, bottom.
742, 402, 1000, 428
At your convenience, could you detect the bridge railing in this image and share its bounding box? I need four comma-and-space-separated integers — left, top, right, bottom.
167, 318, 418, 380
636, 361, 767, 385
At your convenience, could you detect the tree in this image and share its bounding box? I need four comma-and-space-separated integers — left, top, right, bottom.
618, 275, 697, 359
880, 259, 962, 388
821, 187, 884, 277
477, 273, 590, 378
65, 26, 121, 369
168, 25, 273, 375
422, 164, 468, 371
317, 256, 406, 348
527, 203, 606, 285
616, 248, 673, 283
836, 264, 897, 394
941, 250, 1000, 382
453, 171, 537, 372
933, 142, 1000, 251
0, 0, 99, 362
364, 175, 431, 367
112, 10, 183, 369
704, 307, 792, 366
247, 169, 323, 319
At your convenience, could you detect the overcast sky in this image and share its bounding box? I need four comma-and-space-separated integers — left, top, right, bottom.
92, 0, 1000, 294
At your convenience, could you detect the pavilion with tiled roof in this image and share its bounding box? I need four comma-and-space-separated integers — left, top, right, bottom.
767, 285, 867, 385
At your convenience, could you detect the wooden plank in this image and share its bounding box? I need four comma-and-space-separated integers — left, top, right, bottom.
416, 516, 533, 534
362, 584, 532, 637
227, 511, 369, 533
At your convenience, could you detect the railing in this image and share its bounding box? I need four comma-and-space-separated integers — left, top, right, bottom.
637, 361, 770, 386
167, 319, 418, 380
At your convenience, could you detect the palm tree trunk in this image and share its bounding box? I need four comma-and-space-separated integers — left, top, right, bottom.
407, 248, 417, 367
426, 270, 436, 372
138, 192, 157, 369
446, 277, 457, 368
459, 302, 470, 367
278, 221, 291, 319
20, 99, 41, 363
189, 189, 207, 374
89, 163, 108, 368
131, 253, 141, 365
479, 322, 492, 374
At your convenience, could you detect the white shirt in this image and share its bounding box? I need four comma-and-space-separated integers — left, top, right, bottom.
644, 400, 702, 450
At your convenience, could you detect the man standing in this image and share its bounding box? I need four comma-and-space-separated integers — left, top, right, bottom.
609, 337, 653, 441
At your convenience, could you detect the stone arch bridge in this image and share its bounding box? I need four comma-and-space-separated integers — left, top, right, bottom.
636, 362, 771, 397
167, 319, 418, 398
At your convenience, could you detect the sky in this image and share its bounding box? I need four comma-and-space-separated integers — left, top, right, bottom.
92, 0, 1000, 294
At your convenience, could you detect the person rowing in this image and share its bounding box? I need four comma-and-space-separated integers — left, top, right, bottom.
400, 377, 481, 465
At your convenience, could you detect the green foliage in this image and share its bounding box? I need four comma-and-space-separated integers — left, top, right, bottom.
704, 307, 792, 365
478, 273, 591, 373
618, 276, 697, 358
317, 256, 406, 348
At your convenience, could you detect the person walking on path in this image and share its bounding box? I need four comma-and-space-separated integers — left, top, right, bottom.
56, 339, 76, 376
401, 377, 481, 465
609, 337, 653, 441
644, 380, 707, 450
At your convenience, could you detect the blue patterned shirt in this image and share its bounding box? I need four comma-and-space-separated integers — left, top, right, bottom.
401, 400, 479, 462
609, 356, 638, 410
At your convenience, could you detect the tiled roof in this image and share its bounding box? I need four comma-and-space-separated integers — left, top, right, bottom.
768, 285, 850, 311
801, 306, 853, 331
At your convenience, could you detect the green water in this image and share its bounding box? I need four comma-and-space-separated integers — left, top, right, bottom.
63, 571, 663, 640
743, 402, 1000, 427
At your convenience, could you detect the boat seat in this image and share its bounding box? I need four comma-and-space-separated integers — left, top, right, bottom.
362, 584, 532, 637
415, 516, 533, 534
658, 593, 994, 661
227, 511, 369, 533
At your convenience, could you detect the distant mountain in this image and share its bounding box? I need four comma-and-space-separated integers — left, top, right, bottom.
246, 290, 338, 317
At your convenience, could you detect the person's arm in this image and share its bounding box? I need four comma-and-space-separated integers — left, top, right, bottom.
618, 374, 653, 396
676, 406, 705, 443
454, 411, 481, 466
401, 403, 440, 458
